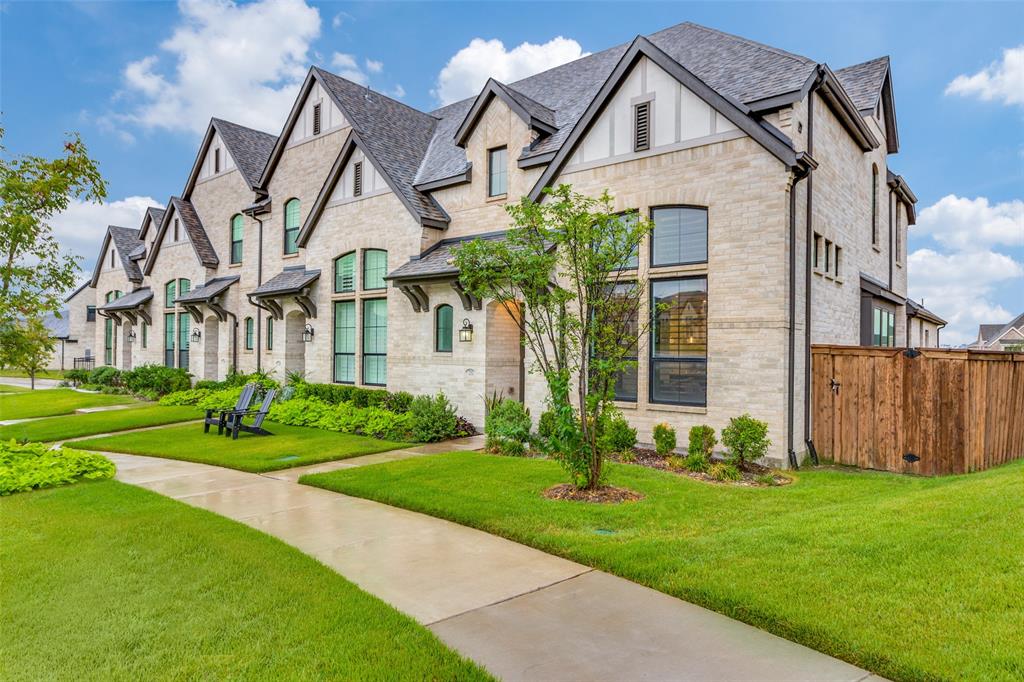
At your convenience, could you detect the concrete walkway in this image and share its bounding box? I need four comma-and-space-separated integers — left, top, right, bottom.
108, 449, 876, 681
0, 376, 62, 390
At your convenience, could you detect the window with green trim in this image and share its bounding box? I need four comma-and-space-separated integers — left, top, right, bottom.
230, 214, 244, 264
284, 199, 300, 254
362, 298, 387, 385
266, 317, 274, 350
435, 304, 453, 352
333, 300, 356, 384
178, 279, 190, 297
244, 317, 254, 350
334, 252, 356, 293
362, 249, 387, 290
165, 281, 176, 308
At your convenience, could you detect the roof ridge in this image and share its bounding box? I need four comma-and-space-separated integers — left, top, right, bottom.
211, 116, 277, 139
679, 21, 814, 66
836, 55, 890, 73
312, 66, 441, 122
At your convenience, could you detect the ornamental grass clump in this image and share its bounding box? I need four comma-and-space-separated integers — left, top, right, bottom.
484, 394, 532, 455
0, 440, 114, 495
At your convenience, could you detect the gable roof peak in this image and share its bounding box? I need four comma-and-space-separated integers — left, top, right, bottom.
143, 196, 219, 275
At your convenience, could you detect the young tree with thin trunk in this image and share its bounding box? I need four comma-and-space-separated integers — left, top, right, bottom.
0, 127, 106, 323
0, 317, 55, 390
455, 185, 653, 490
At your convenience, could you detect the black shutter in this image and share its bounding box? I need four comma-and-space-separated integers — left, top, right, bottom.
353, 161, 363, 197
634, 102, 650, 152
313, 103, 322, 135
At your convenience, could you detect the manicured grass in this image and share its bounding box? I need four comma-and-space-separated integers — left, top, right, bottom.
0, 481, 489, 680
0, 389, 135, 421
0, 368, 65, 379
0, 384, 31, 393
0, 405, 200, 443
304, 452, 1024, 681
74, 421, 410, 472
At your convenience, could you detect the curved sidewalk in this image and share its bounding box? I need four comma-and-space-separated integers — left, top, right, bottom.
109, 450, 877, 681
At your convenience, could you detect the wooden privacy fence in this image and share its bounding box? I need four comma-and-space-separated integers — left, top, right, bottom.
811, 345, 1024, 475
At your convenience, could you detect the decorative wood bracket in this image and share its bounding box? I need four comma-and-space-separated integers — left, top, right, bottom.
295, 288, 317, 319
398, 286, 422, 312
451, 281, 481, 311
121, 310, 138, 326
207, 298, 229, 323
137, 308, 152, 326
249, 295, 284, 320
183, 304, 204, 324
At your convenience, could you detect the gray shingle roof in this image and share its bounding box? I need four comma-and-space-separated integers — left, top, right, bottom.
387, 232, 509, 281
313, 68, 448, 224
109, 226, 144, 282
417, 21, 819, 184
175, 276, 238, 304
906, 299, 947, 326
42, 310, 70, 338
250, 268, 320, 296
98, 287, 153, 311
493, 81, 557, 130
212, 118, 277, 189
978, 312, 1024, 345
835, 56, 889, 111
169, 197, 219, 267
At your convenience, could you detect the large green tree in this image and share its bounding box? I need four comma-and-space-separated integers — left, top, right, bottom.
455, 185, 653, 489
0, 127, 106, 321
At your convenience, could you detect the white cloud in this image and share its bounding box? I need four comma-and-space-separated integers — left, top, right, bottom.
390, 84, 406, 99
433, 36, 588, 105
916, 195, 1024, 251
118, 0, 321, 135
945, 45, 1024, 106
365, 58, 383, 74
331, 10, 352, 29
908, 247, 1023, 345
330, 52, 368, 85
49, 196, 163, 274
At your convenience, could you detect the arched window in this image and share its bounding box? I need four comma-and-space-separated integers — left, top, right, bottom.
284, 198, 300, 254
363, 249, 387, 290
435, 304, 453, 352
178, 278, 190, 297
871, 165, 878, 246
334, 251, 356, 293
165, 280, 176, 308
244, 317, 254, 350
230, 214, 244, 264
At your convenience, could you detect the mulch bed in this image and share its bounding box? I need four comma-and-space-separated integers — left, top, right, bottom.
616, 448, 793, 487
544, 484, 644, 503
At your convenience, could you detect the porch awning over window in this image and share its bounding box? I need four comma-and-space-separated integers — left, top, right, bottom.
97, 287, 153, 325
176, 276, 238, 323
859, 272, 905, 305
385, 232, 511, 312
247, 267, 320, 320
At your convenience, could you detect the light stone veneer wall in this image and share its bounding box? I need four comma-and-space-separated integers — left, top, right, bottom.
58, 285, 96, 369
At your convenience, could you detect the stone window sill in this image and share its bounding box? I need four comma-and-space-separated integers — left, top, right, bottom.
282, 252, 300, 260
486, 194, 508, 204
646, 403, 708, 415
228, 262, 242, 269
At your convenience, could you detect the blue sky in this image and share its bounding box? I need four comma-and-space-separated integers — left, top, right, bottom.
2, 1, 1021, 344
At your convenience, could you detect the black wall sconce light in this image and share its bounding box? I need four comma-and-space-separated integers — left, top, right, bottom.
459, 318, 474, 343
127, 329, 137, 344
303, 323, 315, 343
191, 328, 202, 343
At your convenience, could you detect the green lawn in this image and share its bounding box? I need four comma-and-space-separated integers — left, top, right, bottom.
303, 452, 1024, 682
0, 389, 135, 421
0, 405, 200, 443
74, 421, 410, 472
0, 481, 489, 680
0, 368, 65, 379
0, 384, 31, 393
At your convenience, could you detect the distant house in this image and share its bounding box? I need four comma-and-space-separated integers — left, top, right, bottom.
905, 300, 946, 348
40, 282, 96, 371
971, 313, 1024, 351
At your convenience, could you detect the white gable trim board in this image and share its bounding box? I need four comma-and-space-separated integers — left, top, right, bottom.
327, 148, 389, 206
566, 56, 743, 172
288, 80, 348, 147
196, 131, 238, 182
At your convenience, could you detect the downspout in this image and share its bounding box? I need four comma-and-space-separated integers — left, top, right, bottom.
803, 71, 820, 464
254, 213, 265, 371
224, 309, 239, 374
788, 162, 811, 469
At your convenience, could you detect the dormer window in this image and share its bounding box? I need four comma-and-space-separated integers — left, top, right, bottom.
353, 161, 363, 197
634, 101, 651, 152
313, 103, 322, 136
488, 146, 507, 197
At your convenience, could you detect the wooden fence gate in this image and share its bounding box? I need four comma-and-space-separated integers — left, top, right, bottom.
811, 345, 1024, 475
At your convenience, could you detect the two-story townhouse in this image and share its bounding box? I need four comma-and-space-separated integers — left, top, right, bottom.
87, 21, 918, 466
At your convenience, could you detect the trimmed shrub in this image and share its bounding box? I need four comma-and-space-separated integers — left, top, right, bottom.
687, 425, 717, 459
64, 369, 89, 386
683, 452, 710, 473
194, 380, 222, 390
537, 410, 557, 440
383, 391, 414, 414
599, 413, 637, 455
652, 423, 677, 457
485, 398, 532, 454
409, 393, 460, 443
721, 414, 771, 468
159, 388, 211, 406
710, 462, 742, 482
122, 364, 191, 397
1, 440, 115, 495
88, 366, 121, 386
197, 387, 248, 412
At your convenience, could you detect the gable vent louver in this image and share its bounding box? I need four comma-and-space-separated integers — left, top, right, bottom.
353, 161, 363, 197
313, 103, 322, 136
634, 102, 651, 152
